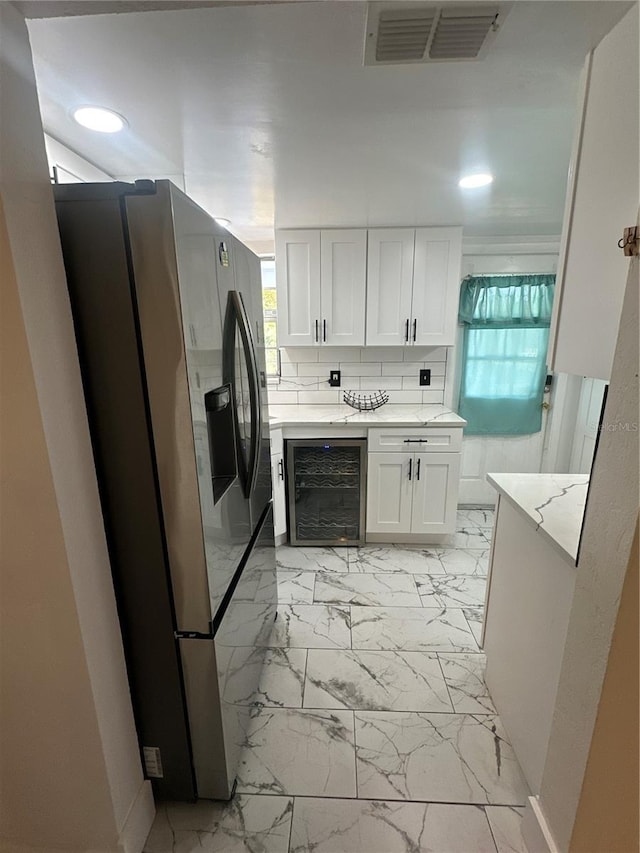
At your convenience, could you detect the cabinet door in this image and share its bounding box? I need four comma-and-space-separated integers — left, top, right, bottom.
275, 230, 321, 347
272, 451, 287, 538
548, 7, 638, 381
411, 227, 462, 347
366, 229, 414, 346
366, 452, 413, 534
320, 229, 367, 346
410, 452, 461, 535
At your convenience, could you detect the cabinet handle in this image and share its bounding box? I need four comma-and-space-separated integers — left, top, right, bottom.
323, 319, 327, 343
278, 459, 284, 481
403, 438, 429, 443
315, 319, 319, 343
412, 318, 417, 342
408, 458, 412, 481
405, 318, 410, 343
416, 457, 421, 480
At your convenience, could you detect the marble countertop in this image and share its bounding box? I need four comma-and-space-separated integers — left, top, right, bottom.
268, 404, 467, 428
487, 473, 589, 564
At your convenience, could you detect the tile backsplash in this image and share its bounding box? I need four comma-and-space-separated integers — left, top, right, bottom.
268, 346, 449, 406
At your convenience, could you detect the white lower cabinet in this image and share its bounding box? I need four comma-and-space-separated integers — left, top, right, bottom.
272, 425, 462, 541
410, 452, 461, 534
366, 429, 462, 538
366, 452, 414, 535
270, 428, 287, 539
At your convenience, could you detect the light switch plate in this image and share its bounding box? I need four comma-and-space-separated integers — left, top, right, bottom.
419, 369, 431, 386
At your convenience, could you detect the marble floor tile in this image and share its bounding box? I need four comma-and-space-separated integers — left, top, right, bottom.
236, 707, 357, 797
289, 798, 498, 853
314, 572, 421, 607
303, 649, 452, 712
438, 547, 489, 576
457, 508, 496, 530
222, 647, 305, 708
351, 606, 479, 653
416, 574, 487, 608
144, 796, 293, 853
463, 606, 485, 646
261, 570, 315, 604
268, 604, 351, 649
215, 601, 276, 650
355, 711, 529, 805
254, 648, 307, 708
348, 545, 446, 574
143, 807, 176, 853
438, 653, 496, 714
440, 528, 492, 549
485, 806, 527, 852
276, 545, 348, 572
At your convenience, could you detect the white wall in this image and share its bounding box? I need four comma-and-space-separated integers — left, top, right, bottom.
45, 133, 114, 183
270, 346, 448, 407
568, 377, 607, 474
454, 240, 559, 504
0, 4, 153, 849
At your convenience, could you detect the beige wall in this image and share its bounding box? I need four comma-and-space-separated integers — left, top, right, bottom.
569, 519, 639, 853
0, 2, 153, 849
0, 198, 112, 848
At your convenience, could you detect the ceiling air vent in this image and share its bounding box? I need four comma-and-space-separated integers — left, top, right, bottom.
375, 7, 438, 63
364, 2, 510, 66
430, 7, 498, 59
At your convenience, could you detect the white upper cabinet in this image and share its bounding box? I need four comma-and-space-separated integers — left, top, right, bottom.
275, 229, 321, 346
366, 229, 415, 346
548, 6, 638, 381
276, 228, 365, 346
366, 226, 462, 347
412, 227, 463, 347
320, 229, 367, 346
276, 225, 462, 348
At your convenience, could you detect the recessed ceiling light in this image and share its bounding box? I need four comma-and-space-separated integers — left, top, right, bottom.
459, 173, 494, 189
214, 218, 231, 227
72, 106, 127, 133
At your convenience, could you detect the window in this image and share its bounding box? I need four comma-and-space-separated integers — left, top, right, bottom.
457, 275, 555, 435
260, 257, 279, 378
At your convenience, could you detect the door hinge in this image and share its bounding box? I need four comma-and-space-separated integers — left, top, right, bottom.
618, 226, 639, 257
174, 629, 215, 640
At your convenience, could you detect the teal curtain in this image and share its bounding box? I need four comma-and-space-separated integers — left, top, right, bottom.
458, 275, 555, 436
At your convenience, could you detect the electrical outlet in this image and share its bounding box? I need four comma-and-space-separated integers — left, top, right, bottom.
419, 369, 431, 386
329, 370, 341, 387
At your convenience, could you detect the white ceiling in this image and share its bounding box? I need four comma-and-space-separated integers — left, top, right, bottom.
27, 1, 630, 252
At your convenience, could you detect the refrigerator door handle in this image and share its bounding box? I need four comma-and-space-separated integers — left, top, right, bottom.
225, 291, 262, 499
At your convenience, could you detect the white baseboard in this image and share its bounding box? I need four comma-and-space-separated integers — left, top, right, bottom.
522, 796, 560, 853
274, 533, 287, 547
118, 780, 155, 853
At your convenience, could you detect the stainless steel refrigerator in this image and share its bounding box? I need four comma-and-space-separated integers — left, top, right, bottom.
54, 180, 277, 802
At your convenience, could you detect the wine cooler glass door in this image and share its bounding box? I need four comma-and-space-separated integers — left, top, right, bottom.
286, 439, 366, 546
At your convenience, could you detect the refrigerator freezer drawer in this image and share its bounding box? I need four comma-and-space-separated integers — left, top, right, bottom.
178, 637, 232, 800
178, 502, 277, 800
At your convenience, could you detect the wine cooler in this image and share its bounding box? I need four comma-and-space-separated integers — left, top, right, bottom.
286, 439, 367, 546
